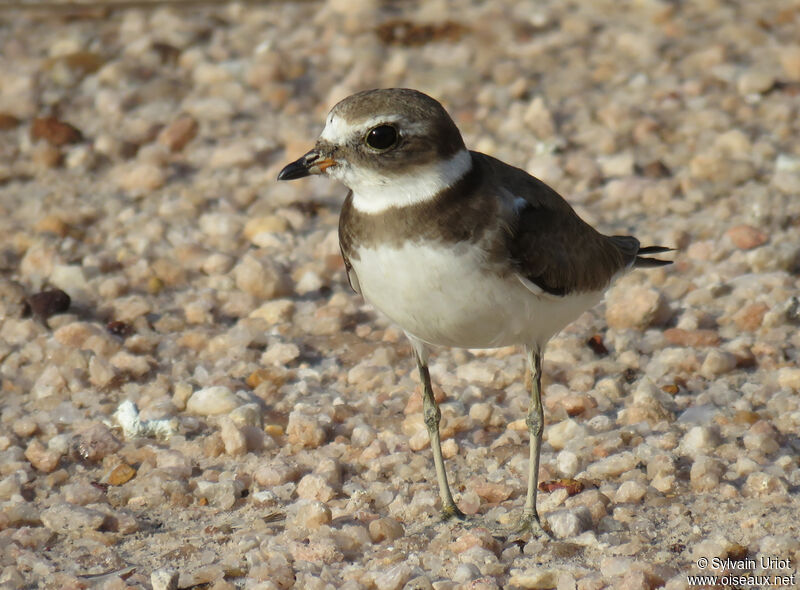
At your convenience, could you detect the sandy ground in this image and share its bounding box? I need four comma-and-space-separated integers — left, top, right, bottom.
1, 0, 799, 589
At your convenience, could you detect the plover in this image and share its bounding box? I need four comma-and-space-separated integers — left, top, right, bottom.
278, 88, 671, 535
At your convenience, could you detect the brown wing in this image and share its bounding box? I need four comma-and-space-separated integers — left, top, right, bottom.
476, 154, 634, 296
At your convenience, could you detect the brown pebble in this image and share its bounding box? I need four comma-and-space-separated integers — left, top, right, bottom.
33, 215, 70, 237
733, 410, 760, 425
25, 440, 60, 473
368, 517, 404, 543
31, 116, 83, 146
587, 334, 608, 356
107, 462, 137, 486
726, 224, 767, 250
27, 289, 71, 320
158, 115, 199, 152
732, 302, 769, 331
660, 384, 679, 395
641, 160, 671, 178
663, 328, 721, 347
0, 113, 21, 130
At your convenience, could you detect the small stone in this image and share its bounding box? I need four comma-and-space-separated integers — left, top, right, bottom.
41, 503, 107, 533
598, 152, 635, 177
158, 115, 198, 152
296, 474, 335, 502
195, 480, 244, 509
726, 224, 767, 250
732, 302, 769, 331
680, 426, 720, 456
587, 451, 638, 477
25, 440, 60, 473
31, 116, 83, 146
234, 255, 291, 300
286, 499, 332, 530
742, 472, 788, 497
372, 564, 412, 590
523, 96, 556, 138
743, 421, 780, 454
73, 423, 121, 462
243, 216, 289, 242
261, 342, 300, 366
779, 45, 800, 80
508, 568, 561, 589
605, 284, 670, 330
614, 480, 647, 503
362, 518, 404, 548
249, 299, 295, 324
219, 417, 247, 456
27, 289, 71, 320
546, 506, 592, 538
546, 419, 588, 451
690, 456, 722, 492
209, 142, 255, 168
557, 451, 580, 477
777, 367, 800, 391
286, 410, 327, 448
31, 143, 62, 168
736, 70, 774, 95
109, 350, 152, 377
113, 162, 166, 192
151, 569, 179, 590
699, 350, 737, 378
186, 386, 241, 415
107, 462, 137, 486
663, 328, 720, 347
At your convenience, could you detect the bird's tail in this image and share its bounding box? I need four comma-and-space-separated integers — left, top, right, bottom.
634, 245, 673, 268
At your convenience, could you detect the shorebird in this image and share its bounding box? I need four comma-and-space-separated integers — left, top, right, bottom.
278, 88, 671, 535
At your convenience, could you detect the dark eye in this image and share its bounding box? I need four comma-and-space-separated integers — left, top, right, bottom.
365, 125, 398, 150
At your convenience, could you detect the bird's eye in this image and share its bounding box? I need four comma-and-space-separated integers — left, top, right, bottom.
365, 125, 398, 151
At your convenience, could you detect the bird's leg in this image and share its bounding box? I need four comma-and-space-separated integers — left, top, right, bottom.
417, 358, 465, 521
517, 345, 549, 537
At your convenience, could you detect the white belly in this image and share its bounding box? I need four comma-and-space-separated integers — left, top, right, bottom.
350, 241, 603, 349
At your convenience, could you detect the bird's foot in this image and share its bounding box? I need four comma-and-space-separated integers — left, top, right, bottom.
493, 510, 551, 542
440, 503, 467, 522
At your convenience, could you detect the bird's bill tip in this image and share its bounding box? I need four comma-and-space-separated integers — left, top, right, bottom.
277, 150, 336, 181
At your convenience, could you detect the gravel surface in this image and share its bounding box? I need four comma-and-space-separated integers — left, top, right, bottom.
1, 1, 800, 589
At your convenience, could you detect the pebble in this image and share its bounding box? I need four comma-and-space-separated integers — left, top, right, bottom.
296, 474, 336, 502
41, 503, 107, 533
368, 517, 404, 543
186, 386, 241, 415
112, 162, 166, 192
158, 115, 198, 152
26, 288, 71, 320
546, 419, 588, 451
219, 417, 247, 455
151, 569, 179, 590
547, 506, 592, 538
726, 224, 768, 250
286, 409, 328, 448
587, 451, 638, 477
605, 284, 670, 330
31, 116, 83, 146
508, 568, 561, 589
689, 456, 721, 492
699, 350, 737, 379
73, 423, 121, 463
234, 255, 291, 300
680, 426, 720, 456
286, 499, 332, 530
614, 480, 647, 504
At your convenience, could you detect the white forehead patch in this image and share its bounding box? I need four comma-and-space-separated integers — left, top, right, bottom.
320, 113, 409, 144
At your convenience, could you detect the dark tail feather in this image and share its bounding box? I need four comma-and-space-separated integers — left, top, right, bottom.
635, 245, 674, 268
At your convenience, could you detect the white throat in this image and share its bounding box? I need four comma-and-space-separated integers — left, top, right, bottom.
337, 149, 472, 214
